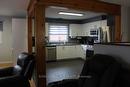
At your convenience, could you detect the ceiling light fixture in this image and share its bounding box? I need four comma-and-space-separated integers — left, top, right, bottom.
58, 12, 84, 16
49, 6, 68, 10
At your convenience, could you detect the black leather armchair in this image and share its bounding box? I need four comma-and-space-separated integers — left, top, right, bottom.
48, 54, 121, 87
115, 67, 130, 87
0, 52, 35, 87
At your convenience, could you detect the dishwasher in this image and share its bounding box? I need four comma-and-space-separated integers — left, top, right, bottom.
46, 46, 56, 62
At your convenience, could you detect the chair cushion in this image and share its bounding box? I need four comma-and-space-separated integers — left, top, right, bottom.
79, 54, 118, 87
100, 62, 121, 87
86, 54, 117, 75
115, 68, 130, 87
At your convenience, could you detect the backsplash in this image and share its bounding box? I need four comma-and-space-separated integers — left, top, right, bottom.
45, 36, 80, 44
44, 36, 94, 45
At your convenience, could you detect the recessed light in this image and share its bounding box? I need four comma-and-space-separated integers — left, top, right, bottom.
58, 12, 84, 16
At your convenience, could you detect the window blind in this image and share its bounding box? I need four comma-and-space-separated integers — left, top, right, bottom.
49, 24, 68, 42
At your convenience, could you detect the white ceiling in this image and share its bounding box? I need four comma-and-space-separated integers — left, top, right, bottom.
0, 0, 30, 17
0, 0, 130, 17
45, 7, 105, 20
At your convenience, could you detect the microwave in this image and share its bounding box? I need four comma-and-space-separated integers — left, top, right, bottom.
90, 29, 100, 43
90, 29, 98, 36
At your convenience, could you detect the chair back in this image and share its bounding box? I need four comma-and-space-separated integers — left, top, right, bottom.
79, 54, 120, 87
16, 52, 35, 80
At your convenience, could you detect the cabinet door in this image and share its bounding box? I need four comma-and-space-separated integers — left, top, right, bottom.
56, 46, 64, 60
69, 24, 82, 36
66, 45, 80, 58
62, 46, 68, 58
56, 46, 69, 60
57, 45, 86, 60
72, 45, 78, 58
56, 46, 76, 59
66, 46, 75, 58
76, 45, 86, 60
61, 46, 69, 59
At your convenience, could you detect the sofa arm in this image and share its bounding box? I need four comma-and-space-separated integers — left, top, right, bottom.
0, 75, 30, 87
0, 67, 13, 77
48, 79, 79, 87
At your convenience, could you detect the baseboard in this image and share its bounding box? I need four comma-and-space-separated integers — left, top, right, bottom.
56, 57, 85, 62
46, 57, 86, 63
0, 61, 13, 68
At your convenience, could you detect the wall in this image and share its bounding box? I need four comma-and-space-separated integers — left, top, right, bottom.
128, 7, 130, 41
94, 44, 130, 69
121, 6, 129, 42
12, 18, 27, 64
0, 17, 27, 65
0, 17, 12, 63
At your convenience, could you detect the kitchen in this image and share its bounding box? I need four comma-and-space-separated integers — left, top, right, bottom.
45, 7, 109, 62
32, 6, 114, 84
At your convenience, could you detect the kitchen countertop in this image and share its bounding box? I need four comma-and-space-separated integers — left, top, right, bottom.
46, 43, 82, 47
46, 43, 95, 47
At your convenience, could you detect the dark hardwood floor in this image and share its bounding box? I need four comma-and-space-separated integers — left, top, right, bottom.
46, 59, 85, 84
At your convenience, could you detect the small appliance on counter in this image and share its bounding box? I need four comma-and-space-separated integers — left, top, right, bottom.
78, 36, 94, 45
81, 44, 94, 59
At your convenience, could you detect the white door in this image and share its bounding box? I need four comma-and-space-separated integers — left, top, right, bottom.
12, 18, 27, 65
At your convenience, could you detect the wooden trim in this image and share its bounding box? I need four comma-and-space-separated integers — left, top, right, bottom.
115, 15, 121, 42
28, 0, 121, 15
28, 16, 33, 53
28, 0, 37, 15
38, 0, 121, 15
34, 4, 46, 87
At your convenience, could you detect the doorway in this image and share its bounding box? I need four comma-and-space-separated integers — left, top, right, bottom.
45, 6, 115, 84
27, 1, 121, 87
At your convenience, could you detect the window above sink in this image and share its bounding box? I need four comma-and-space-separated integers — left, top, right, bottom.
48, 23, 69, 42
